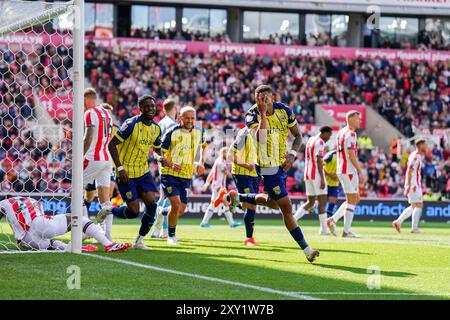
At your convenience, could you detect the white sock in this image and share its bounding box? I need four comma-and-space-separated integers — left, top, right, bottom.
135, 235, 145, 244
49, 239, 67, 250
343, 204, 355, 233
318, 213, 327, 231
104, 215, 113, 241
396, 206, 413, 226
223, 210, 235, 225
201, 204, 215, 224
332, 201, 347, 223
82, 217, 112, 246
293, 203, 307, 220
155, 209, 164, 230
412, 207, 422, 230
303, 246, 313, 256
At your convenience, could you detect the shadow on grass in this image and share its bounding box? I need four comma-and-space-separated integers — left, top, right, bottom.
315, 263, 417, 277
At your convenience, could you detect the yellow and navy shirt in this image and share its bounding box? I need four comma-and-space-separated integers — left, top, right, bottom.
245, 102, 297, 168
115, 115, 162, 178
323, 150, 339, 187
231, 127, 258, 177
161, 125, 206, 179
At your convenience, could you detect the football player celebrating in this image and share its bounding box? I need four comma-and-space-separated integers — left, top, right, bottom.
228, 127, 260, 246
159, 106, 207, 245
97, 95, 163, 250
215, 85, 319, 263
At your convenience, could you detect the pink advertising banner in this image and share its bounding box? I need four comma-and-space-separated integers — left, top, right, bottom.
1, 33, 450, 62
322, 105, 366, 128
38, 95, 73, 120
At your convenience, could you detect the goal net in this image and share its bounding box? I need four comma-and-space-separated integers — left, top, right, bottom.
0, 0, 84, 253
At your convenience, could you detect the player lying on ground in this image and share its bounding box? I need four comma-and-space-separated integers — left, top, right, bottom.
228, 127, 260, 246
392, 138, 427, 234
200, 147, 242, 228
0, 197, 131, 252
294, 126, 333, 236
326, 110, 364, 238
159, 106, 207, 245
215, 85, 319, 263
97, 95, 164, 250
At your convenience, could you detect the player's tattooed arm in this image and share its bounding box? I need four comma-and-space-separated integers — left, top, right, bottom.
283, 123, 302, 172
289, 123, 302, 153
83, 126, 94, 156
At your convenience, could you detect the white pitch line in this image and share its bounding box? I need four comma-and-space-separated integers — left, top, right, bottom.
289, 292, 450, 297
0, 250, 64, 254
84, 253, 320, 300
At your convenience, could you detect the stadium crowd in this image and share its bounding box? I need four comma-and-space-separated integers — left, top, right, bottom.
1, 39, 449, 199
0, 45, 73, 194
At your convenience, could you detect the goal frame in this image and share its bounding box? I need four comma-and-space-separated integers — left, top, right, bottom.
0, 0, 85, 254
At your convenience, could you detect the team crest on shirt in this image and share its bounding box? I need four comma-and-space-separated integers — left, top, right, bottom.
244, 187, 250, 194
273, 186, 281, 195
167, 186, 172, 194
246, 114, 255, 124
279, 114, 286, 123
126, 191, 133, 200
120, 121, 130, 131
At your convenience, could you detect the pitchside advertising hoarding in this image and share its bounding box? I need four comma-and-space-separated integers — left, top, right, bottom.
21, 195, 450, 222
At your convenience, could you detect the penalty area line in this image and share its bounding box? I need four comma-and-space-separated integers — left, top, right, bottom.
84, 253, 320, 300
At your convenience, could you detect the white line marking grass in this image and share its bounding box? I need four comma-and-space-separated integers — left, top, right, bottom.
84, 253, 320, 300
290, 292, 450, 297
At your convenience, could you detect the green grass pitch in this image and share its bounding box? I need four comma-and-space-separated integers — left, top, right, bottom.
1, 218, 449, 300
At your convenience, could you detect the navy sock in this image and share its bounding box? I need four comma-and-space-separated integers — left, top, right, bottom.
244, 208, 256, 238
139, 203, 157, 237
168, 226, 176, 237
289, 227, 309, 250
239, 194, 256, 205
327, 202, 336, 217
112, 206, 139, 219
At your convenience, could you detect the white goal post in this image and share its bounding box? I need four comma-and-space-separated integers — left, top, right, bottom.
0, 0, 84, 253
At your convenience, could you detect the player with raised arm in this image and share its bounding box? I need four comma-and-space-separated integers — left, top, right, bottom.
228, 127, 260, 246
215, 85, 319, 263
200, 147, 241, 228
326, 111, 363, 238
151, 98, 179, 239
83, 89, 114, 237
159, 106, 207, 245
0, 197, 130, 252
392, 139, 427, 234
293, 126, 333, 235
97, 95, 163, 250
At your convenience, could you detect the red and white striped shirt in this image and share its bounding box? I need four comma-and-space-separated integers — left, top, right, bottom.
84, 106, 113, 161
0, 197, 44, 240
304, 134, 326, 181
405, 150, 423, 189
211, 157, 228, 190
336, 126, 358, 175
